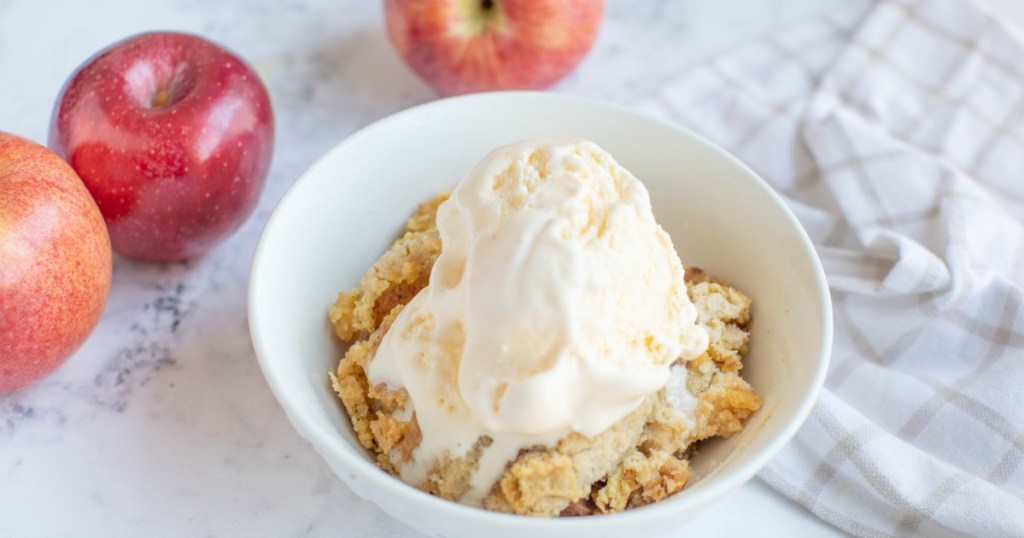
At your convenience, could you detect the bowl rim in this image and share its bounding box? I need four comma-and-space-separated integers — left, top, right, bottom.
248, 90, 834, 531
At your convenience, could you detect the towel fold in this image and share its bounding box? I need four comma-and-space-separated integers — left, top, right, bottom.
637, 0, 1024, 535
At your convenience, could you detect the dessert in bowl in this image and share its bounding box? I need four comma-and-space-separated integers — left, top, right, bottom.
249, 92, 832, 538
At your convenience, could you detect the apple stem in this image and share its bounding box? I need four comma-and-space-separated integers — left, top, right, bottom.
151, 88, 170, 108
481, 0, 493, 10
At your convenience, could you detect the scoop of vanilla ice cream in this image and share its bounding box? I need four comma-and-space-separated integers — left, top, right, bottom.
368, 139, 708, 502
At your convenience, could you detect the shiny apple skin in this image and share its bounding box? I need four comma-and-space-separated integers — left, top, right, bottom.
385, 0, 605, 95
50, 32, 274, 262
0, 132, 112, 393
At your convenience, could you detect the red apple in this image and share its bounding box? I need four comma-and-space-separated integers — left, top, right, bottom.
0, 132, 112, 393
384, 0, 604, 95
50, 32, 274, 262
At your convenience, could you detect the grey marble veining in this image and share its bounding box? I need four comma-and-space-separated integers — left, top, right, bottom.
0, 1, 849, 536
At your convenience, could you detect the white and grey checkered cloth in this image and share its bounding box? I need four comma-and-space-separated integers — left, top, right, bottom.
637, 0, 1024, 535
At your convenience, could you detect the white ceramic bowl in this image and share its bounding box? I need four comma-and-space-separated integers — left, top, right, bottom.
249, 92, 832, 538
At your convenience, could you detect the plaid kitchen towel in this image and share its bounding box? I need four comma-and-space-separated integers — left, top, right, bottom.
637, 0, 1024, 535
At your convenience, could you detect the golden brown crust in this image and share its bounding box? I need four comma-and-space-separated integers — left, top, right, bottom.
594, 449, 691, 512
485, 397, 654, 516
328, 195, 447, 341
423, 436, 491, 501
331, 304, 415, 474
689, 281, 752, 373
693, 371, 762, 440
328, 193, 762, 516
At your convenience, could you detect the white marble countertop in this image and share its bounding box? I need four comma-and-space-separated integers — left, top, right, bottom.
2, 1, 1020, 536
